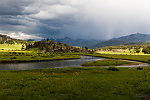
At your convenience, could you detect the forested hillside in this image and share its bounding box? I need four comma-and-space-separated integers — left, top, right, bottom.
26, 40, 91, 53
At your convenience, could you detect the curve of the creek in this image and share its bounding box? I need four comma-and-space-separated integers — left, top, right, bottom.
0, 56, 149, 70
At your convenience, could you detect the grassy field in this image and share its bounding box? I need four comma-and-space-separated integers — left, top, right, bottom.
97, 51, 145, 55
86, 53, 150, 63
0, 44, 22, 50
81, 59, 132, 66
0, 67, 150, 100
0, 52, 81, 63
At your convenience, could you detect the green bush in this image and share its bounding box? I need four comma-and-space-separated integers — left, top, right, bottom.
137, 66, 143, 70
107, 66, 119, 71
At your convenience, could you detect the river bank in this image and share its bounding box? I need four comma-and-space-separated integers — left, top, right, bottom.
85, 53, 150, 63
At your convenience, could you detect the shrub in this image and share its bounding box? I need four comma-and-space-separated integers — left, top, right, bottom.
137, 66, 143, 70
10, 57, 17, 59
107, 66, 119, 71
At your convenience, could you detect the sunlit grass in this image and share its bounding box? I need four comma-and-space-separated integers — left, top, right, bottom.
0, 44, 22, 50
97, 51, 147, 55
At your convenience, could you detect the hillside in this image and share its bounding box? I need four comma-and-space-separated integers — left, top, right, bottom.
26, 40, 91, 53
0, 34, 91, 53
96, 33, 150, 47
96, 40, 150, 54
0, 34, 27, 44
0, 34, 29, 50
130, 41, 150, 46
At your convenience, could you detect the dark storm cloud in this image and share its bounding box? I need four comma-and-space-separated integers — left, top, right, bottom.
1, 0, 150, 40
0, 0, 38, 35
0, 16, 25, 25
0, 0, 78, 39
0, 0, 36, 15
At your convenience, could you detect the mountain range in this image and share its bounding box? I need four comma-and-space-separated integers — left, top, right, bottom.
49, 33, 150, 48
49, 37, 101, 48
96, 33, 150, 48
1, 33, 150, 49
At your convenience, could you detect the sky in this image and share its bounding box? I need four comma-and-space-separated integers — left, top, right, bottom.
1, 0, 150, 40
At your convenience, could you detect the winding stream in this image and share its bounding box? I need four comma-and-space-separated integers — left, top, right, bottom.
0, 56, 149, 70
0, 56, 103, 70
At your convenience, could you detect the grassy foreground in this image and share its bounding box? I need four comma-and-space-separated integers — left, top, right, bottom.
81, 59, 132, 66
0, 67, 150, 100
86, 53, 150, 63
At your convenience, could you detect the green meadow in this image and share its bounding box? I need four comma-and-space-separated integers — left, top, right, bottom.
0, 52, 80, 63
0, 67, 150, 100
0, 44, 23, 50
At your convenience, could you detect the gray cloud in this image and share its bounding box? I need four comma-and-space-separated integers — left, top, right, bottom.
0, 0, 35, 15
1, 0, 150, 40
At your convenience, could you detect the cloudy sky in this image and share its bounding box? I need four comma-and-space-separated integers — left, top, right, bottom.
1, 0, 150, 40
